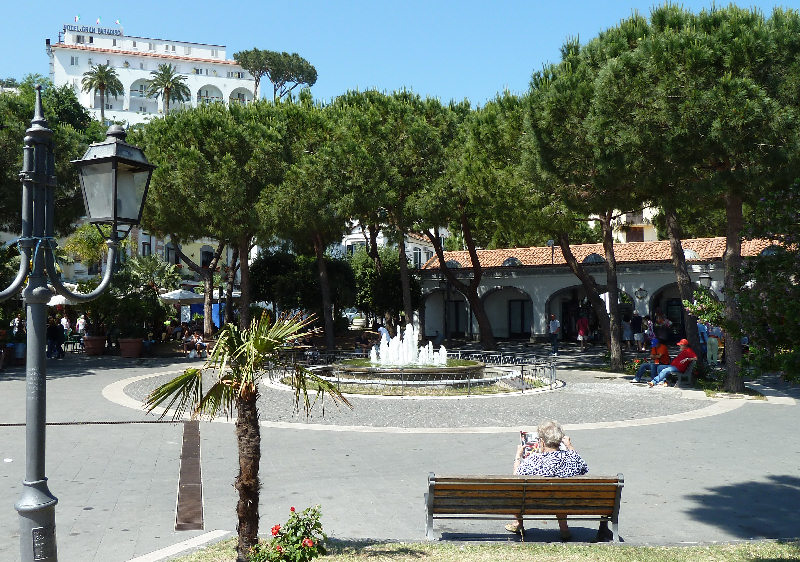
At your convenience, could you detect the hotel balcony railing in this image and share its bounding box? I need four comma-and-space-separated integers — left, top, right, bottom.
197, 96, 224, 104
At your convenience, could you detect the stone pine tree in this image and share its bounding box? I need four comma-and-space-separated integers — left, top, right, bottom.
262, 100, 349, 350
588, 5, 800, 390
524, 22, 650, 371
81, 63, 123, 124
233, 48, 268, 99
234, 49, 318, 101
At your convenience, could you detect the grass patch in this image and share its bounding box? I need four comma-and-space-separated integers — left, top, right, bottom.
174, 538, 800, 562
694, 377, 766, 400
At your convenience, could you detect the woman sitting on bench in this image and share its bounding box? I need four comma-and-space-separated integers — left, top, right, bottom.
507, 420, 612, 542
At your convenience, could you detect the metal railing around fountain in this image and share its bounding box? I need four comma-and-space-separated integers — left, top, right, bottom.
268, 350, 557, 397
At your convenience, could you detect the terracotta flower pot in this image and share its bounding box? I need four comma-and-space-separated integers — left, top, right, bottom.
83, 336, 106, 356
119, 338, 143, 358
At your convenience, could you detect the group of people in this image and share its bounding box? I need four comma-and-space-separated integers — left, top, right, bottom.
181, 328, 208, 357
631, 337, 697, 386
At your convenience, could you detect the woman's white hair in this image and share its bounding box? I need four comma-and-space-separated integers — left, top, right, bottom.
537, 420, 564, 448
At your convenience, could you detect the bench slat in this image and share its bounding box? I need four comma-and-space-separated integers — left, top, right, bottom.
433, 487, 619, 496
434, 475, 620, 484
433, 508, 615, 516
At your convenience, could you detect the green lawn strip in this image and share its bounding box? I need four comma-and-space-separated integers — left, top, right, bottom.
173, 539, 800, 562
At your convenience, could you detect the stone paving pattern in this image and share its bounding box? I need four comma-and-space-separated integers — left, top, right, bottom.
1, 343, 799, 561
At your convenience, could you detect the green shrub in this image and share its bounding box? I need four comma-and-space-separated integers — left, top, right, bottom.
249, 505, 326, 562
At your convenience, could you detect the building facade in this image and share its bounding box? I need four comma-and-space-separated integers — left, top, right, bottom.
47, 23, 254, 125
419, 237, 773, 342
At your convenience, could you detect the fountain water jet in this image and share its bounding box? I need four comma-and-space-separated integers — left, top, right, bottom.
370, 323, 447, 367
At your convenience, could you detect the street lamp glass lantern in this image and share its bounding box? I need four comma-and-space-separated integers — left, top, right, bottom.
73, 124, 154, 233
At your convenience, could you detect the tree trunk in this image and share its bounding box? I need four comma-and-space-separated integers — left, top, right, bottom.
723, 193, 745, 392
664, 208, 702, 357
558, 232, 612, 352
253, 76, 260, 100
226, 248, 239, 325
425, 220, 497, 351
99, 88, 105, 124
238, 236, 253, 329
172, 240, 224, 339
397, 232, 414, 326
314, 234, 336, 351
366, 223, 381, 270
598, 214, 624, 371
234, 392, 261, 562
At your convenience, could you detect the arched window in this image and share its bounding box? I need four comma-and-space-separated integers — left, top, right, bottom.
683, 249, 699, 260
445, 260, 462, 269
502, 256, 522, 267
760, 245, 780, 257
582, 253, 605, 264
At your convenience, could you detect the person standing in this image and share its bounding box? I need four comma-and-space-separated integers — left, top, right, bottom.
10, 313, 21, 336
696, 321, 709, 362
622, 315, 633, 351
707, 324, 722, 367
631, 311, 644, 351
576, 315, 590, 352
548, 314, 561, 356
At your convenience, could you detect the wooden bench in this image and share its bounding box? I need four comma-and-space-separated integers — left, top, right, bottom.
425, 473, 624, 541
671, 358, 696, 387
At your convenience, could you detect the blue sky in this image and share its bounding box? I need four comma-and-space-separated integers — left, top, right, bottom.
4, 1, 793, 106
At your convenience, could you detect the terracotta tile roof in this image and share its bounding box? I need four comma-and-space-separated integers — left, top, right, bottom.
52, 43, 240, 66
422, 237, 774, 270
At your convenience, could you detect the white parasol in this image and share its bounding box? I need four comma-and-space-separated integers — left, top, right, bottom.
159, 288, 204, 306
47, 294, 75, 307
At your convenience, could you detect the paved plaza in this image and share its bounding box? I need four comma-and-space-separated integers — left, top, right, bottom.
1, 344, 799, 561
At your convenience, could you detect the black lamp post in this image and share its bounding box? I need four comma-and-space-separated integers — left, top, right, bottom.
0, 86, 153, 561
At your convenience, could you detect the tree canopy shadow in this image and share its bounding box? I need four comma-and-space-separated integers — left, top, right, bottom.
685, 475, 800, 540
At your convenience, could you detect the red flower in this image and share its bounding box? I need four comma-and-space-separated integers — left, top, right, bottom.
275, 545, 282, 552
302, 538, 314, 548
271, 524, 281, 536
290, 506, 295, 512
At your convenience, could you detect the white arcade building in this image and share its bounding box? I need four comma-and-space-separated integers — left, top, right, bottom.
46, 23, 254, 125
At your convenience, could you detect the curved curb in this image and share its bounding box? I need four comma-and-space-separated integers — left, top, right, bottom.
103, 370, 747, 434
262, 377, 566, 400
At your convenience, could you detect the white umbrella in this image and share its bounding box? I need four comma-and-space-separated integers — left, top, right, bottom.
47, 294, 75, 307
159, 289, 204, 306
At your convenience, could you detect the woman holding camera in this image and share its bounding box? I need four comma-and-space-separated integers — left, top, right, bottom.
507, 420, 610, 542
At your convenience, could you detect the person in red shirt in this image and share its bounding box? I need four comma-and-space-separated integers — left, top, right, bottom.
631, 338, 670, 382
648, 339, 697, 387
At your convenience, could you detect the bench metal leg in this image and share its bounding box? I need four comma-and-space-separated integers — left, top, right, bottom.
611, 520, 619, 542
425, 493, 435, 540
425, 473, 436, 540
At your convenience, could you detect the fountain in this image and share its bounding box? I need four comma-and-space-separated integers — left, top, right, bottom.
370, 323, 447, 367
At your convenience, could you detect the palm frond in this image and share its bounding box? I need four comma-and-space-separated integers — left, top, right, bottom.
144, 368, 206, 421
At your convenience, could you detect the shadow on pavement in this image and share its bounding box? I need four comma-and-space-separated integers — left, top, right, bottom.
685, 475, 800, 540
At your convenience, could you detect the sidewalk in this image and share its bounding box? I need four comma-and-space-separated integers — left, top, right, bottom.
0, 350, 798, 560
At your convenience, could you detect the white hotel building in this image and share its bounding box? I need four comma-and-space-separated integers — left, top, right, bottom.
47, 24, 254, 125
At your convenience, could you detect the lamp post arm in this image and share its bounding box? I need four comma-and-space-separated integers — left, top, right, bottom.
0, 246, 31, 302
44, 240, 118, 303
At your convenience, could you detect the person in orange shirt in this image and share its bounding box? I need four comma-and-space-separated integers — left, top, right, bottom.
631, 338, 670, 382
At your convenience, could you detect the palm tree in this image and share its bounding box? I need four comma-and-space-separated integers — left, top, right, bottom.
81, 63, 124, 124
145, 63, 191, 115
145, 312, 349, 561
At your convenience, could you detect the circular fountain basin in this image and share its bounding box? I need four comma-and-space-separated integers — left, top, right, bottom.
335, 358, 485, 380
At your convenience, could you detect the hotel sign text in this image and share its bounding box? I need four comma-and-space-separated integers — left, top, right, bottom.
63, 24, 122, 36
